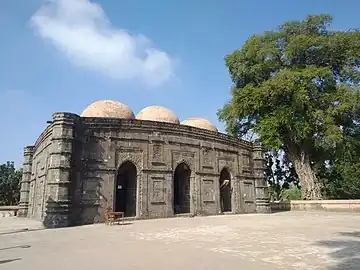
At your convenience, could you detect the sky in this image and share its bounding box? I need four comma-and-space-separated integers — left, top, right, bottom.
0, 0, 359, 167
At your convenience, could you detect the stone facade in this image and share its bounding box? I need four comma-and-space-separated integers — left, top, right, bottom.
19, 112, 270, 228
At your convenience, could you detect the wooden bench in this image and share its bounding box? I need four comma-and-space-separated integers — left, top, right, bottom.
105, 209, 124, 226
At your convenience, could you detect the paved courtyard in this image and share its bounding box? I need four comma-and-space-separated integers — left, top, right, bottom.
1, 212, 360, 270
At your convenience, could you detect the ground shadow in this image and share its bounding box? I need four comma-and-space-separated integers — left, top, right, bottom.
0, 228, 44, 236
0, 258, 21, 265
0, 245, 31, 251
315, 231, 360, 270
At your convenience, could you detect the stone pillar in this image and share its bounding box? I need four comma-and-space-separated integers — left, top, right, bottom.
232, 176, 242, 214
190, 171, 196, 217
253, 142, 271, 213
194, 174, 202, 216
18, 146, 35, 217
44, 112, 78, 228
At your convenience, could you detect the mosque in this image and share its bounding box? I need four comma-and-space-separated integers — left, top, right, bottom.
18, 100, 270, 228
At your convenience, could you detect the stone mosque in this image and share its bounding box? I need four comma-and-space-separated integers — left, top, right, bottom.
18, 100, 270, 228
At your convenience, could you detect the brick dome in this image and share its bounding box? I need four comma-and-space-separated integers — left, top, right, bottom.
181, 118, 218, 132
136, 106, 179, 124
81, 100, 135, 119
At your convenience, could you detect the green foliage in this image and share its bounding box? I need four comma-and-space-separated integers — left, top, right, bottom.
218, 14, 360, 199
279, 187, 302, 201
321, 125, 360, 199
266, 151, 299, 201
324, 161, 360, 199
0, 161, 22, 206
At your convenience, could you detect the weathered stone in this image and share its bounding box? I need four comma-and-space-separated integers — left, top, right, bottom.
18, 146, 34, 217
19, 112, 270, 227
253, 141, 271, 213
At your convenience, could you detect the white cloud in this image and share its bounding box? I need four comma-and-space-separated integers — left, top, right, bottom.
30, 0, 175, 86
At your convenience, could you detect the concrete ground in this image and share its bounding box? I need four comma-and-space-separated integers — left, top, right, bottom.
1, 212, 360, 270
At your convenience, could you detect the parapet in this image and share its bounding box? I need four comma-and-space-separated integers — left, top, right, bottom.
52, 112, 80, 122
23, 146, 35, 156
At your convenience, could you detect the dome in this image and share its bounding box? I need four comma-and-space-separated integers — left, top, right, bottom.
181, 118, 218, 132
136, 106, 180, 124
81, 100, 135, 119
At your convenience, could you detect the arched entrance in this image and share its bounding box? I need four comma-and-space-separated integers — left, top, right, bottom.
115, 161, 137, 217
219, 168, 232, 212
173, 162, 191, 214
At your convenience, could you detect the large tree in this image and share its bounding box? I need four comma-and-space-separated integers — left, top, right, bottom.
218, 14, 360, 199
0, 161, 22, 206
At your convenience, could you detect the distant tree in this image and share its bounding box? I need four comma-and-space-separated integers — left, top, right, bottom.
218, 14, 360, 199
0, 161, 22, 206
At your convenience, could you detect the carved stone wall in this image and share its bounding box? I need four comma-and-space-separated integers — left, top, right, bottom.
253, 142, 271, 213
18, 146, 34, 217
19, 114, 270, 227
27, 126, 52, 221
43, 112, 78, 228
71, 118, 262, 224
24, 113, 79, 228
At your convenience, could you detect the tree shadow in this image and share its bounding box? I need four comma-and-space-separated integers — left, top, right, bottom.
0, 228, 44, 236
0, 258, 21, 264
0, 245, 30, 251
316, 231, 360, 270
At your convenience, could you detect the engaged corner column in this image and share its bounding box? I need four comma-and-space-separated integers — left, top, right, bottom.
44, 112, 78, 228
253, 141, 271, 213
18, 146, 35, 217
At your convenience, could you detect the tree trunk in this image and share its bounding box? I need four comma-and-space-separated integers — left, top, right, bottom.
287, 149, 322, 200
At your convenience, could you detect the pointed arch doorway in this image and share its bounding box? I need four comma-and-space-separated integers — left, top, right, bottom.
219, 168, 232, 212
173, 162, 191, 214
115, 161, 137, 217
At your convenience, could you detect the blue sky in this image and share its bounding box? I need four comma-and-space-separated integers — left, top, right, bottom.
0, 0, 358, 167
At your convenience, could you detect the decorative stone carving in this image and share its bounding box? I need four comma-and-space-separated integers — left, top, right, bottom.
243, 155, 251, 166
253, 142, 271, 213
201, 148, 214, 169
19, 110, 270, 226
153, 144, 162, 159
242, 150, 251, 166
218, 157, 234, 175
117, 151, 143, 171
241, 150, 252, 176
202, 179, 215, 203
150, 177, 165, 204
149, 143, 165, 165
172, 151, 195, 172
243, 181, 255, 201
